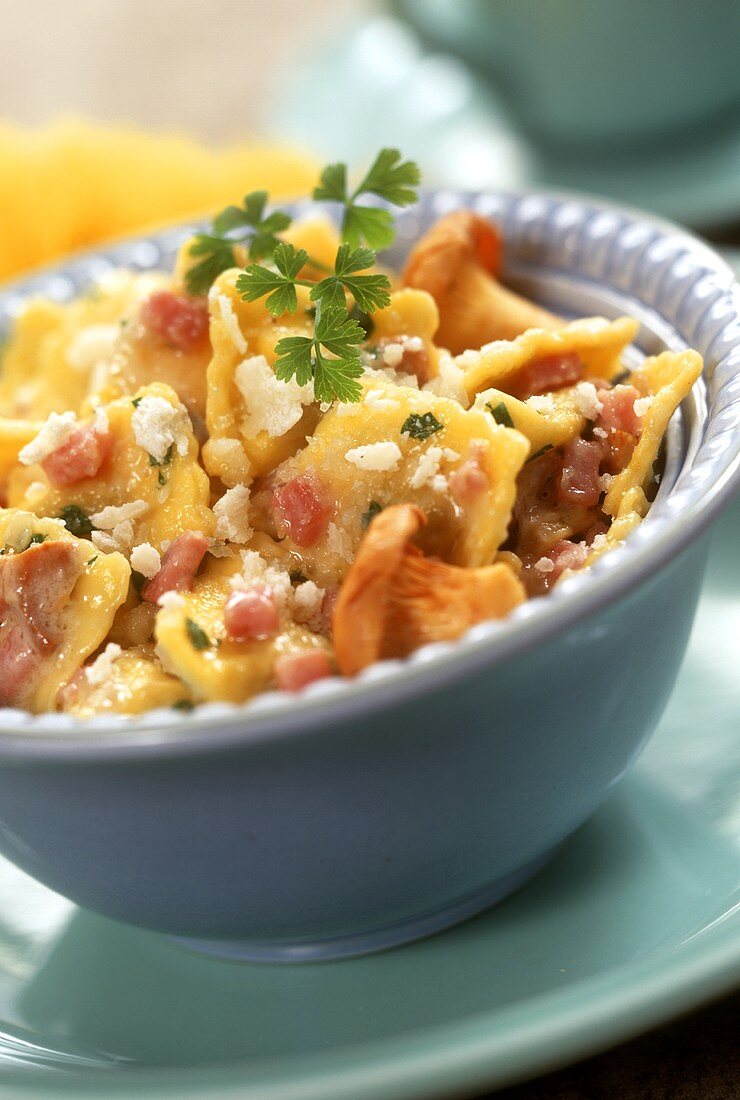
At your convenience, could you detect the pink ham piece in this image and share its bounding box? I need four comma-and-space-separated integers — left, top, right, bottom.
274, 650, 332, 692
41, 422, 113, 488
596, 384, 642, 436
557, 437, 603, 508
511, 352, 583, 399
0, 541, 81, 706
272, 475, 330, 548
545, 538, 589, 582
224, 588, 280, 641
449, 461, 489, 505
142, 532, 209, 604
140, 290, 209, 352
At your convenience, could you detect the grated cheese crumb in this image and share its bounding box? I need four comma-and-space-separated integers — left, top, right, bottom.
130, 542, 161, 578
132, 395, 190, 463
598, 473, 613, 493
344, 441, 402, 471
158, 590, 186, 610
593, 426, 608, 439
534, 557, 555, 573
85, 643, 122, 685
365, 389, 398, 410
90, 530, 121, 554
573, 382, 604, 420
19, 411, 77, 465
292, 580, 326, 632
90, 499, 149, 530
591, 533, 609, 553
213, 485, 253, 543
326, 522, 353, 562
424, 350, 467, 403
230, 550, 292, 612
634, 395, 653, 418
381, 343, 404, 368
410, 446, 444, 489
235, 354, 314, 439
527, 394, 556, 414
111, 520, 135, 551
212, 291, 247, 354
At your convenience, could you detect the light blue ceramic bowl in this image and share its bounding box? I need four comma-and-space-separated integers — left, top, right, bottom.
0, 191, 738, 962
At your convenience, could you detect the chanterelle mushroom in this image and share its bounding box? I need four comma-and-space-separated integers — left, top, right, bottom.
402, 211, 561, 354
332, 504, 525, 676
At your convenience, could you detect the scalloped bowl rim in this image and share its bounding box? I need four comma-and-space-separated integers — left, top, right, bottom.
0, 187, 738, 756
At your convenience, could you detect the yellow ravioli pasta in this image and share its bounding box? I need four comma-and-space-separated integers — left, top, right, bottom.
463, 316, 639, 401
60, 644, 191, 717
155, 556, 329, 704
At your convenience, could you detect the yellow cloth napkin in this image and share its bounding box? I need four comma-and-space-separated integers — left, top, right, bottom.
0, 121, 317, 283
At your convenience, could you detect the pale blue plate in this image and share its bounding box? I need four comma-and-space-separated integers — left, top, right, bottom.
0, 490, 737, 1098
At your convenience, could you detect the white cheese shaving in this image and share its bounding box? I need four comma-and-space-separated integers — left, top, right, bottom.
18, 411, 77, 465
593, 426, 608, 439
326, 522, 353, 562
633, 395, 653, 418
90, 499, 149, 530
130, 542, 161, 578
85, 643, 122, 685
213, 291, 247, 354
110, 520, 135, 551
365, 389, 398, 410
381, 342, 404, 368
235, 354, 314, 439
410, 446, 445, 489
90, 530, 121, 554
423, 351, 467, 403
230, 549, 292, 612
213, 485, 253, 543
344, 441, 402, 471
292, 580, 326, 632
527, 394, 557, 414
597, 473, 613, 493
591, 533, 609, 553
573, 382, 604, 420
158, 590, 186, 610
534, 557, 555, 573
132, 395, 190, 463
66, 324, 120, 373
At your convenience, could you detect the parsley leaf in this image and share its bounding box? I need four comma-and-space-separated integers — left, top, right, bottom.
185, 190, 293, 296
401, 412, 443, 441
313, 148, 420, 250
172, 698, 195, 712
185, 618, 212, 651
273, 307, 365, 404
310, 244, 391, 313
487, 401, 515, 429
59, 504, 94, 538
237, 242, 309, 317
29, 533, 46, 545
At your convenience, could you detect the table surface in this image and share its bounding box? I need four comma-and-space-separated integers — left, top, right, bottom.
0, 3, 738, 1096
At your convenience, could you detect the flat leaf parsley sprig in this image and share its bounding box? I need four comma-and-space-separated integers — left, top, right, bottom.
188, 149, 421, 403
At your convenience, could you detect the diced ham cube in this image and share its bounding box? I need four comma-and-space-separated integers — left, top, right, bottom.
41, 423, 113, 488
140, 290, 209, 352
0, 541, 81, 706
546, 538, 589, 581
143, 532, 209, 604
272, 475, 330, 548
449, 461, 489, 505
596, 384, 642, 437
274, 650, 332, 692
557, 438, 603, 508
511, 352, 583, 399
224, 588, 279, 641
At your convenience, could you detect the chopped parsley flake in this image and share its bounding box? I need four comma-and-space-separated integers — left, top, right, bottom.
527, 443, 554, 464
361, 500, 384, 530
487, 401, 515, 429
172, 698, 195, 711
401, 412, 443, 441
185, 617, 212, 651
59, 504, 94, 537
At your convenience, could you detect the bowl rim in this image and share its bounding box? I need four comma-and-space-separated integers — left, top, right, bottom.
0, 186, 738, 759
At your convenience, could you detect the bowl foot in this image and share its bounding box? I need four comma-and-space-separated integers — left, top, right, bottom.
167, 845, 559, 963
